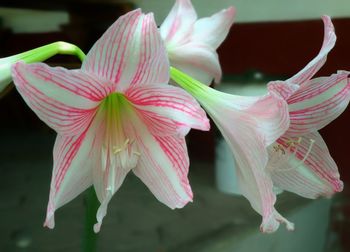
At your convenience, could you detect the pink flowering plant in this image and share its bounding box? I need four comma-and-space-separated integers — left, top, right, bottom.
0, 0, 349, 249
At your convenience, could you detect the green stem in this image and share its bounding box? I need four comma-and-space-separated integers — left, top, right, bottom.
0, 41, 87, 94
83, 187, 99, 252
4, 41, 86, 63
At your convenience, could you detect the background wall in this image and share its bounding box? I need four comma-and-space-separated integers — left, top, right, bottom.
129, 0, 350, 24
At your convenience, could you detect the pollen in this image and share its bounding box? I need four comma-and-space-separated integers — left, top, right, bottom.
268, 137, 316, 173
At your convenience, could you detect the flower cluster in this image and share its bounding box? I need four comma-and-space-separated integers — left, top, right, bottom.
2, 0, 349, 233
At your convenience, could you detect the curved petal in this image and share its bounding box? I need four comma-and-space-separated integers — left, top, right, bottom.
267, 80, 300, 100
170, 67, 293, 232
201, 91, 291, 232
160, 0, 197, 48
192, 7, 235, 49
213, 110, 293, 233
129, 109, 192, 209
126, 84, 210, 135
12, 62, 105, 136
267, 132, 343, 199
44, 131, 96, 228
169, 43, 221, 85
286, 72, 350, 136
134, 135, 192, 209
287, 16, 336, 86
83, 9, 169, 91
242, 92, 290, 146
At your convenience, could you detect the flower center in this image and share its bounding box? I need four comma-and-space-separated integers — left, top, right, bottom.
267, 137, 315, 173
100, 92, 140, 171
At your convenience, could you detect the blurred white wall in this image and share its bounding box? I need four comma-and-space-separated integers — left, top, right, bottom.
130, 0, 350, 24
1, 0, 349, 33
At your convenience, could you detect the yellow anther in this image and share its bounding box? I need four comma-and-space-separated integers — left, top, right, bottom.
123, 138, 130, 147
133, 151, 141, 156
113, 148, 122, 154
273, 144, 285, 155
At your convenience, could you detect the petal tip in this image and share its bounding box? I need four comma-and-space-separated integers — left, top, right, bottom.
93, 223, 101, 233
224, 6, 236, 20
43, 217, 55, 229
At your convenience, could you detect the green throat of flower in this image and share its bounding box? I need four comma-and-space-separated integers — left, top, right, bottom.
98, 92, 140, 171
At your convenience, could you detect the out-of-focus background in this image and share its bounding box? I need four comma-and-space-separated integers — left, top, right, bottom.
0, 0, 350, 251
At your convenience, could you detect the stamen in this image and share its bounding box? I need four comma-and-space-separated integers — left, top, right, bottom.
123, 138, 130, 147
300, 139, 315, 163
113, 147, 122, 154
268, 137, 316, 173
112, 138, 140, 170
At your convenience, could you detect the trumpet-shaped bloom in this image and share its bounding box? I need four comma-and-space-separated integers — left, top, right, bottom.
267, 16, 349, 210
160, 0, 235, 85
170, 67, 292, 233
11, 10, 209, 232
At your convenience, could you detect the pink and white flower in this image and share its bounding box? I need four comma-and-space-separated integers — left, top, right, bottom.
170, 67, 292, 233
160, 0, 235, 85
267, 16, 349, 212
11, 9, 209, 232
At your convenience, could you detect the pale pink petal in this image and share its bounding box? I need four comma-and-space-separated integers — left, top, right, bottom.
199, 88, 291, 232
216, 111, 292, 233
287, 16, 336, 86
83, 10, 169, 91
192, 7, 235, 49
242, 92, 290, 146
267, 132, 343, 199
130, 110, 192, 208
12, 62, 105, 136
160, 0, 197, 47
267, 80, 300, 100
286, 72, 350, 136
44, 131, 96, 229
168, 43, 221, 84
126, 84, 210, 135
93, 156, 129, 233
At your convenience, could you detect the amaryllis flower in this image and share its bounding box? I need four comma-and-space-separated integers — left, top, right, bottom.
11, 10, 209, 232
267, 16, 349, 206
170, 67, 292, 233
160, 0, 235, 85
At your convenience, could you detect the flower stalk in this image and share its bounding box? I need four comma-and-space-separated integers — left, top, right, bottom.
0, 41, 85, 93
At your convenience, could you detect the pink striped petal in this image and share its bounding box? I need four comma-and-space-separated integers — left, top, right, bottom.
131, 117, 192, 209
242, 92, 290, 146
44, 131, 95, 228
12, 62, 105, 136
267, 132, 343, 199
160, 0, 197, 47
192, 7, 235, 49
82, 10, 169, 91
201, 89, 291, 232
126, 84, 210, 134
168, 43, 221, 84
286, 72, 350, 136
92, 146, 130, 233
216, 111, 292, 233
267, 81, 300, 100
287, 16, 336, 86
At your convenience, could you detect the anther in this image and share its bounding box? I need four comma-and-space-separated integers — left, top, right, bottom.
273, 138, 315, 173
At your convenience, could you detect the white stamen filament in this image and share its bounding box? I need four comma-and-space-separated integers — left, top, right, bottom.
268, 137, 315, 173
